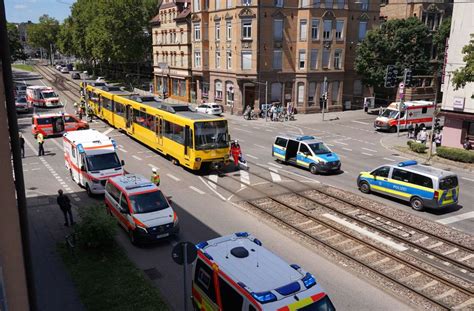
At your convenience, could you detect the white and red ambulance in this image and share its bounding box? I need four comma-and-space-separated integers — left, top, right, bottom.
26, 85, 61, 107
374, 100, 435, 133
63, 129, 125, 196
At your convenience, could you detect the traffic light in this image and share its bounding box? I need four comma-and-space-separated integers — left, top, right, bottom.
384, 65, 399, 88
320, 93, 327, 109
405, 69, 413, 87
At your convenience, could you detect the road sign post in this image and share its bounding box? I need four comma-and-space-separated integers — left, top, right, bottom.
397, 70, 408, 137
172, 241, 197, 311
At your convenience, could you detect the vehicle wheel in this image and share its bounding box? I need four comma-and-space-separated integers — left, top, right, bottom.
310, 164, 318, 175
128, 230, 137, 245
358, 181, 371, 194
389, 126, 397, 133
410, 197, 424, 211
86, 184, 93, 197
171, 158, 179, 166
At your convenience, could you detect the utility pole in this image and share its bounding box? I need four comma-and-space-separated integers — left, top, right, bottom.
322, 76, 327, 121
397, 69, 408, 137
427, 65, 439, 164
49, 43, 53, 66
265, 81, 268, 122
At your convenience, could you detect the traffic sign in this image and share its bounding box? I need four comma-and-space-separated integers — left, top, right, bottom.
172, 242, 197, 265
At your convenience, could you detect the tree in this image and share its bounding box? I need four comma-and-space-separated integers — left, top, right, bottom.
57, 17, 74, 56
433, 18, 451, 66
27, 15, 60, 58
355, 18, 432, 88
452, 35, 474, 90
7, 23, 27, 61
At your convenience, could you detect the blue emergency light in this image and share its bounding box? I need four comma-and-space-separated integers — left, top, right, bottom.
111, 139, 117, 150
251, 291, 277, 304
302, 272, 316, 289
77, 144, 85, 153
296, 135, 315, 141
398, 160, 417, 167
235, 232, 249, 238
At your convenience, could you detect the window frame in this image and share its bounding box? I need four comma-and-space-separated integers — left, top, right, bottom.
242, 20, 252, 40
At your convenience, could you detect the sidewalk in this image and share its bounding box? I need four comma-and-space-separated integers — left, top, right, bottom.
26, 192, 84, 311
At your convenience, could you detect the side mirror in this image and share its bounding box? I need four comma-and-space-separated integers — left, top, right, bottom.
80, 165, 86, 171
121, 160, 125, 166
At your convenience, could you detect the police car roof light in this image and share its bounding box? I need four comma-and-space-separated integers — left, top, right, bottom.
275, 281, 301, 296
235, 232, 249, 238
196, 241, 208, 249
302, 272, 316, 289
251, 291, 277, 304
296, 135, 315, 141
398, 160, 418, 167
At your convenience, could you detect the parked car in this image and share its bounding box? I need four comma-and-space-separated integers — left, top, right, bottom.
196, 103, 223, 115
71, 72, 81, 80
96, 76, 106, 82
14, 83, 27, 97
60, 67, 69, 74
55, 65, 63, 71
15, 97, 29, 113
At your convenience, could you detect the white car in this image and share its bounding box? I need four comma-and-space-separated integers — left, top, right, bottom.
60, 67, 69, 74
15, 97, 29, 113
96, 76, 106, 82
196, 103, 223, 115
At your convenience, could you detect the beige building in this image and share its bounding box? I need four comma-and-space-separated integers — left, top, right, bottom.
151, 0, 193, 102
380, 0, 450, 29
190, 0, 379, 114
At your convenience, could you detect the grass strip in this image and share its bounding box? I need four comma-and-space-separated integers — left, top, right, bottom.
12, 64, 35, 72
58, 243, 168, 311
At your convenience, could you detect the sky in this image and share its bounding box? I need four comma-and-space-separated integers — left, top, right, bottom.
5, 0, 73, 23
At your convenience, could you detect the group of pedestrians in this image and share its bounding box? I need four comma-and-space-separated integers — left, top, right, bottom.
269, 102, 294, 122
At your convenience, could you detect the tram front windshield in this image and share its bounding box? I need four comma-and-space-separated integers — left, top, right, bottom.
194, 121, 229, 150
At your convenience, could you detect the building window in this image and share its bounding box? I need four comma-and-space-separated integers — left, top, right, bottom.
322, 48, 330, 68
275, 0, 283, 7
194, 50, 201, 67
358, 21, 367, 40
215, 0, 220, 10
311, 19, 319, 40
202, 82, 209, 98
354, 80, 362, 96
308, 82, 316, 105
194, 23, 201, 41
333, 49, 342, 69
242, 0, 251, 5
273, 49, 282, 70
324, 0, 333, 8
194, 0, 201, 11
331, 81, 340, 104
226, 21, 232, 40
312, 0, 321, 7
226, 0, 232, 8
226, 50, 232, 69
336, 0, 344, 9
215, 80, 223, 100
226, 82, 234, 104
323, 20, 332, 40
271, 83, 282, 102
300, 0, 308, 7
242, 20, 252, 39
298, 50, 306, 70
180, 54, 184, 67
242, 51, 252, 70
215, 50, 221, 68
310, 49, 318, 70
297, 82, 305, 106
360, 0, 368, 11
335, 20, 344, 40
273, 19, 283, 41
215, 22, 220, 40
299, 19, 307, 41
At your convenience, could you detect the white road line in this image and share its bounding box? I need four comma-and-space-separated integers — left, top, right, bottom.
240, 170, 250, 185
352, 120, 370, 125
208, 174, 218, 189
323, 213, 408, 252
254, 144, 266, 149
333, 141, 348, 146
166, 173, 181, 182
362, 147, 377, 153
73, 198, 81, 202
198, 176, 226, 201
361, 152, 373, 156
436, 211, 474, 225
102, 128, 114, 135
132, 155, 143, 161
270, 171, 282, 182
342, 147, 353, 151
119, 148, 128, 153
246, 154, 258, 159
461, 177, 474, 182
383, 157, 396, 162
268, 162, 282, 168
147, 164, 159, 170
234, 128, 252, 133
189, 186, 205, 194
265, 129, 273, 132
252, 127, 261, 130
326, 143, 334, 147
31, 168, 41, 171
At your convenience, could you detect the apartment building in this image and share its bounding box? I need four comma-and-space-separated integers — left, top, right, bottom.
440, 0, 473, 149
151, 0, 193, 102
380, 0, 450, 28
190, 0, 379, 114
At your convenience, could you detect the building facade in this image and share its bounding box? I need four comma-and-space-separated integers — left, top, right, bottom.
190, 0, 378, 114
151, 0, 193, 102
380, 0, 450, 27
440, 0, 474, 149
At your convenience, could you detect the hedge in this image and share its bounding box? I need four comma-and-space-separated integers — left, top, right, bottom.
437, 146, 474, 163
407, 140, 428, 153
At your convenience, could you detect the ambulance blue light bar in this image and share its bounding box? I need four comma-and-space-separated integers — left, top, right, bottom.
251, 291, 277, 304
196, 241, 208, 249
77, 144, 85, 153
235, 232, 249, 238
275, 281, 301, 296
111, 139, 117, 150
302, 272, 316, 289
398, 160, 417, 167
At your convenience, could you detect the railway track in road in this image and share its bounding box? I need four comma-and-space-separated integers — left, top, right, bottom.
202, 163, 474, 310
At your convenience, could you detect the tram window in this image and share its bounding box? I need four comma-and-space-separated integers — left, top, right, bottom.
164, 120, 184, 144
115, 102, 125, 117
133, 109, 155, 131
103, 98, 113, 111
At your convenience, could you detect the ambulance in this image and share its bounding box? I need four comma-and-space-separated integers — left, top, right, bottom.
374, 100, 435, 133
26, 85, 62, 107
63, 129, 125, 196
192, 232, 336, 311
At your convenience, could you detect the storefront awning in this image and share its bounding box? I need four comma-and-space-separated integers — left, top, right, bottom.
439, 110, 474, 121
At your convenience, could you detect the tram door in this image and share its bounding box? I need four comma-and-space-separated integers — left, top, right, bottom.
126, 105, 133, 133
155, 115, 163, 147
184, 125, 191, 162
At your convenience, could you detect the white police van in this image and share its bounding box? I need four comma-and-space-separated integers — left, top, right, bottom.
192, 232, 335, 311
272, 135, 341, 174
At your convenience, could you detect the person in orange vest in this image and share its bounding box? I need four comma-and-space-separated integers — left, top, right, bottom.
150, 167, 160, 186
230, 140, 241, 168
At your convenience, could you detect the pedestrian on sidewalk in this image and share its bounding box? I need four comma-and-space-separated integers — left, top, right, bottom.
19, 133, 25, 158
463, 137, 472, 150
150, 168, 160, 186
57, 189, 74, 227
37, 132, 45, 156
417, 127, 427, 144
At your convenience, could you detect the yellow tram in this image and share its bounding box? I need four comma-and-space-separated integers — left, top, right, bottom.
84, 84, 230, 170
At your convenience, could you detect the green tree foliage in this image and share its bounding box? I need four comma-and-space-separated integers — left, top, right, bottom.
433, 18, 451, 65
452, 35, 474, 90
7, 23, 27, 61
355, 18, 431, 88
27, 15, 60, 53
57, 17, 74, 56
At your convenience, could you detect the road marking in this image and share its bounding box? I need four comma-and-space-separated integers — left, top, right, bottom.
119, 148, 128, 153
352, 120, 370, 125
252, 127, 261, 130
246, 154, 258, 159
240, 170, 250, 185
342, 147, 353, 151
102, 128, 114, 135
189, 186, 205, 194
147, 164, 159, 170
254, 144, 266, 149
461, 177, 474, 182
323, 213, 408, 252
383, 157, 396, 162
198, 176, 226, 201
269, 169, 282, 182
265, 129, 273, 132
208, 174, 218, 189
362, 147, 377, 153
436, 211, 474, 225
361, 152, 373, 156
234, 128, 252, 133
268, 162, 282, 168
333, 141, 348, 146
166, 173, 180, 182
31, 168, 41, 171
132, 155, 142, 161
326, 143, 334, 147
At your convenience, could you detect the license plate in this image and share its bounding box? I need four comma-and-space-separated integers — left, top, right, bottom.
156, 233, 169, 239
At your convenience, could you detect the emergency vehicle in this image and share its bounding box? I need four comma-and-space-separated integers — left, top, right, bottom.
63, 129, 124, 196
26, 85, 61, 107
31, 113, 88, 137
357, 160, 459, 211
105, 174, 179, 244
192, 232, 336, 311
374, 100, 435, 133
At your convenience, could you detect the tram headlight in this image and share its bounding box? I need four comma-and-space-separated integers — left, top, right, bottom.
196, 157, 201, 162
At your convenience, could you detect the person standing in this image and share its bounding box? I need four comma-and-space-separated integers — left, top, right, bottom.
19, 133, 25, 158
57, 189, 74, 226
418, 127, 427, 144
463, 137, 472, 150
37, 132, 45, 156
230, 140, 241, 167
150, 168, 160, 186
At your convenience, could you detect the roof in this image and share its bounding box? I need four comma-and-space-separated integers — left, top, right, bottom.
389, 161, 456, 178
27, 85, 53, 90
199, 233, 305, 294
276, 134, 321, 142
110, 174, 157, 195
34, 112, 71, 118
175, 7, 191, 20
64, 129, 112, 146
